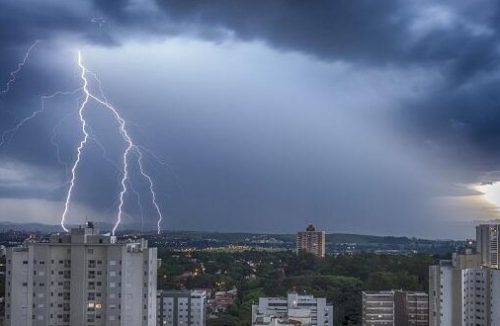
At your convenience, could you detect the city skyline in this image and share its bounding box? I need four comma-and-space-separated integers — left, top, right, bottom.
2, 0, 500, 238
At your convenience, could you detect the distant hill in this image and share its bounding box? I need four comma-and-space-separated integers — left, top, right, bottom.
0, 222, 460, 244
0, 222, 116, 233
326, 233, 415, 245
0, 222, 63, 233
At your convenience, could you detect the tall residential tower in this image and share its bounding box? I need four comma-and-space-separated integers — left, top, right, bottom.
476, 224, 500, 269
429, 224, 500, 326
296, 225, 326, 257
5, 222, 157, 326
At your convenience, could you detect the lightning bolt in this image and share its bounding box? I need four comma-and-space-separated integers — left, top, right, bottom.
129, 181, 145, 233
50, 97, 83, 180
1, 40, 41, 95
0, 88, 81, 149
60, 52, 91, 232
136, 149, 163, 234
61, 51, 164, 235
0, 44, 165, 234
91, 132, 146, 234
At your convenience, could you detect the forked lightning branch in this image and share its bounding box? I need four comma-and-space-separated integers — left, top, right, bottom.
0, 42, 164, 235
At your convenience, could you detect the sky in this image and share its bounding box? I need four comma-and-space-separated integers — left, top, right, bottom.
1, 0, 500, 238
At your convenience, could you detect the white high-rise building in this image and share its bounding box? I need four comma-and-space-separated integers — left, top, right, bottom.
4, 222, 157, 326
429, 257, 500, 326
251, 292, 333, 326
157, 290, 206, 326
476, 224, 500, 269
429, 249, 500, 325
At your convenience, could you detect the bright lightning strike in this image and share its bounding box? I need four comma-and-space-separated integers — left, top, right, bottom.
0, 88, 81, 148
137, 149, 163, 234
50, 97, 83, 180
61, 51, 164, 235
90, 134, 147, 234
60, 52, 91, 232
1, 40, 41, 95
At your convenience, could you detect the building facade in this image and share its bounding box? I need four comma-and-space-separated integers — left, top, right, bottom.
428, 257, 500, 326
4, 222, 157, 326
251, 292, 333, 326
157, 290, 206, 326
208, 288, 237, 313
429, 231, 500, 326
476, 224, 500, 269
296, 225, 326, 257
362, 291, 394, 325
362, 290, 428, 326
252, 316, 305, 325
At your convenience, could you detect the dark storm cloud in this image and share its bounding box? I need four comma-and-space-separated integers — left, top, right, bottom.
112, 0, 500, 167
150, 0, 500, 172
2, 0, 500, 235
2, 0, 498, 81
154, 0, 498, 79
157, 0, 408, 61
397, 77, 500, 176
152, 0, 500, 177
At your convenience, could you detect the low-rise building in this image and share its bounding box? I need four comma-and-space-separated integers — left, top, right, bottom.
210, 288, 237, 312
252, 292, 333, 326
157, 290, 207, 326
362, 290, 428, 326
253, 315, 303, 325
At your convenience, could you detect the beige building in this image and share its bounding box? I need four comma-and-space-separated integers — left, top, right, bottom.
296, 225, 325, 257
4, 222, 157, 326
362, 290, 428, 326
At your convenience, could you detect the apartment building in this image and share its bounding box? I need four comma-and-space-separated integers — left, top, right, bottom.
296, 225, 326, 257
157, 290, 206, 326
4, 222, 157, 326
476, 224, 500, 269
362, 290, 428, 326
429, 252, 500, 325
252, 292, 333, 326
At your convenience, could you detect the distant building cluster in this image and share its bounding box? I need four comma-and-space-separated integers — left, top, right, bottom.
296, 225, 325, 257
251, 292, 333, 326
429, 223, 500, 326
6, 221, 500, 326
